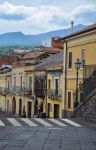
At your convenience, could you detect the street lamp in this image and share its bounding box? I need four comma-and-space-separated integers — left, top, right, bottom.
74, 58, 81, 108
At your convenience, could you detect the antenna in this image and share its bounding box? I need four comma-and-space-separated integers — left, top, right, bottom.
71, 21, 74, 33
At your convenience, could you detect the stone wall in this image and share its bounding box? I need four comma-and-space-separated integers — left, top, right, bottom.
74, 92, 96, 122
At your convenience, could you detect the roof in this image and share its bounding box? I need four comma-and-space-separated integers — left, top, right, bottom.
22, 51, 44, 59
36, 52, 63, 69
21, 46, 62, 60
34, 46, 62, 53
46, 62, 63, 69
62, 23, 96, 40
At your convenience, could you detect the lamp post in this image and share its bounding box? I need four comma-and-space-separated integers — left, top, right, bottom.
74, 58, 81, 107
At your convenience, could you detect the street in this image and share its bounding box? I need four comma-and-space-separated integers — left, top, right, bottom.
0, 111, 96, 150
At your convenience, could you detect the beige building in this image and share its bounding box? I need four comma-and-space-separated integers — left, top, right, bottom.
0, 46, 62, 117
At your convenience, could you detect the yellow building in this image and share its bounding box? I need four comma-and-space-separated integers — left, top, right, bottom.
0, 74, 6, 111
5, 63, 36, 117
0, 65, 11, 111
46, 63, 63, 118
62, 23, 96, 117
36, 52, 63, 118
0, 48, 61, 117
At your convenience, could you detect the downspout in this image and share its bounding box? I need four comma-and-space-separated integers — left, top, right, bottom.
45, 69, 47, 117
63, 40, 67, 118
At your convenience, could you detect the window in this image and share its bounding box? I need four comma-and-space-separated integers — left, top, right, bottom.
81, 49, 86, 67
48, 79, 51, 89
41, 78, 44, 89
29, 77, 32, 89
8, 81, 10, 89
68, 52, 72, 69
55, 79, 58, 96
68, 91, 72, 108
20, 76, 22, 88
14, 77, 16, 88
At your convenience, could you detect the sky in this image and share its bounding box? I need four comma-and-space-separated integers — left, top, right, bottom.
0, 0, 96, 35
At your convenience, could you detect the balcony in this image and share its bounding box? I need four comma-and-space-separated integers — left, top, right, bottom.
35, 88, 45, 98
5, 86, 32, 95
47, 89, 62, 100
0, 87, 8, 95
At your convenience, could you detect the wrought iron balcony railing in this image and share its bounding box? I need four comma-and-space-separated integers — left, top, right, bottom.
0, 86, 32, 95
0, 87, 8, 95
35, 88, 45, 97
73, 67, 96, 109
47, 89, 62, 100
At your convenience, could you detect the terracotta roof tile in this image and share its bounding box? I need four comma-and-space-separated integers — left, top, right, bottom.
22, 51, 44, 59
35, 46, 62, 52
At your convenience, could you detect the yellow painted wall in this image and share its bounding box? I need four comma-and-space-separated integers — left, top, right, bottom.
65, 31, 96, 112
46, 68, 63, 118
6, 94, 34, 117
0, 95, 6, 111
47, 99, 62, 118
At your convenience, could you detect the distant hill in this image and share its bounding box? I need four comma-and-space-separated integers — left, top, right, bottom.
0, 24, 86, 46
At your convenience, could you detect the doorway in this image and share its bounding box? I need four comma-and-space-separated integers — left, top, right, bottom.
54, 104, 59, 118
19, 99, 22, 116
27, 102, 32, 118
12, 97, 16, 114
47, 103, 50, 117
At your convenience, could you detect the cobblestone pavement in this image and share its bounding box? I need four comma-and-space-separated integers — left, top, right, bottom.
0, 125, 96, 150
0, 110, 96, 150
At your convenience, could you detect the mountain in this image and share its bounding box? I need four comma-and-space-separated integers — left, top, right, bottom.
0, 24, 86, 46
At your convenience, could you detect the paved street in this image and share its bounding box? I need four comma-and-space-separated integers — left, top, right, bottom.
0, 111, 96, 150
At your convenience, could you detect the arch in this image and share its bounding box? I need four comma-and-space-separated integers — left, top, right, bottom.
19, 99, 22, 116
12, 97, 16, 114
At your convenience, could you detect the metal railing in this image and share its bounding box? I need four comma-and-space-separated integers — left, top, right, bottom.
0, 87, 7, 95
35, 88, 45, 97
47, 89, 62, 100
0, 86, 32, 95
73, 66, 96, 109
84, 64, 96, 79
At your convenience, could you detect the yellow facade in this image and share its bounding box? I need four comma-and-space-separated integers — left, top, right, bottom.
0, 74, 6, 111
0, 65, 35, 117
63, 28, 96, 117
45, 66, 63, 118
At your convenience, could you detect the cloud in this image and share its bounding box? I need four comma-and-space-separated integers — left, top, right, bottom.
0, 1, 95, 34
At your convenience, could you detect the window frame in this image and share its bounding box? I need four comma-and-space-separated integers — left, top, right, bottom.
67, 90, 72, 109
68, 52, 72, 69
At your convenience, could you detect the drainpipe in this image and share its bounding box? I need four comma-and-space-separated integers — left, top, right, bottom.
45, 69, 47, 117
63, 40, 67, 118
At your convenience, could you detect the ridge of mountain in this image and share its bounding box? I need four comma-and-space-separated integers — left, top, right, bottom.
0, 24, 86, 46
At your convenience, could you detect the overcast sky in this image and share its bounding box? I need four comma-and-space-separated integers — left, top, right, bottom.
0, 0, 96, 34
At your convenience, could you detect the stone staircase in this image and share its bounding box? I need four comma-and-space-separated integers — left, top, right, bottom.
74, 89, 96, 122
74, 66, 96, 122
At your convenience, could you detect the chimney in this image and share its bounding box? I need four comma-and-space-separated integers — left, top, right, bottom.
71, 21, 74, 33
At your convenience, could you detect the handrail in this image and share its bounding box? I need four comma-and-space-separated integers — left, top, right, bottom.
73, 66, 96, 108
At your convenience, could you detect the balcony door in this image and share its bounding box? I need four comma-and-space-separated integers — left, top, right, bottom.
54, 104, 59, 118
19, 99, 22, 116
27, 102, 32, 118
29, 77, 32, 89
12, 97, 16, 114
54, 78, 59, 96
